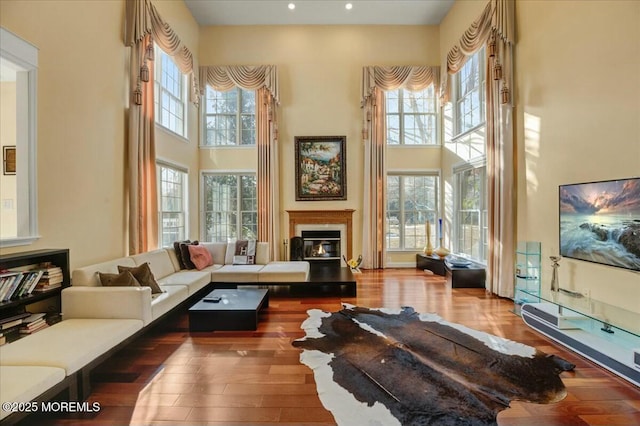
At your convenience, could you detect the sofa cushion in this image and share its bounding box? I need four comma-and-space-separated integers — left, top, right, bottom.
98, 270, 141, 287
151, 285, 189, 321
201, 242, 227, 265
0, 366, 66, 421
0, 319, 143, 374
72, 257, 137, 287
232, 240, 257, 265
210, 264, 264, 283
131, 249, 176, 280
157, 270, 211, 295
258, 261, 310, 282
118, 263, 163, 294
188, 245, 214, 270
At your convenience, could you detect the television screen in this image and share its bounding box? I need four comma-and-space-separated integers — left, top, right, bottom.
559, 177, 640, 271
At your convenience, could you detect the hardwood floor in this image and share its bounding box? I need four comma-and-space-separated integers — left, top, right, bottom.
31, 269, 640, 425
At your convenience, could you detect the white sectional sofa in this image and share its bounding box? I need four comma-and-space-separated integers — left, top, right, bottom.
0, 242, 309, 424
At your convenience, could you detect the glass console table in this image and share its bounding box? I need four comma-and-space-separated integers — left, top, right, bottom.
520, 289, 640, 387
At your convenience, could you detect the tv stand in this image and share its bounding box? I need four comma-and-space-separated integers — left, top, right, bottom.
520, 289, 640, 387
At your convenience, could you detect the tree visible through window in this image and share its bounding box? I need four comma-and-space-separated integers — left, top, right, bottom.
386, 86, 438, 145
203, 87, 256, 146
456, 166, 487, 261
154, 47, 187, 137
157, 163, 187, 248
203, 174, 256, 242
386, 174, 439, 250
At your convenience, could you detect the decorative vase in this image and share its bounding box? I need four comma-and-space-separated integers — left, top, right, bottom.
424, 241, 434, 256
434, 238, 450, 259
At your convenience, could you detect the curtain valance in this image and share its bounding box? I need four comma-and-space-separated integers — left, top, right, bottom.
125, 0, 199, 104
361, 66, 439, 106
441, 0, 515, 102
199, 65, 280, 105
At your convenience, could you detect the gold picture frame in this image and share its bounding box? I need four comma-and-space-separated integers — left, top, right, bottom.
3, 146, 16, 175
295, 136, 347, 201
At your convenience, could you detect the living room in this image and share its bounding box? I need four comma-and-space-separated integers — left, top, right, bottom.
0, 0, 638, 424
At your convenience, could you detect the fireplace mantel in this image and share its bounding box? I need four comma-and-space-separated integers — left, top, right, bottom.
287, 209, 355, 260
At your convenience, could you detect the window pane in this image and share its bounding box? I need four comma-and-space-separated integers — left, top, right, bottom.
203, 174, 256, 243
386, 114, 400, 145
155, 47, 186, 137
204, 87, 255, 146
386, 87, 437, 145
158, 164, 187, 247
386, 89, 399, 113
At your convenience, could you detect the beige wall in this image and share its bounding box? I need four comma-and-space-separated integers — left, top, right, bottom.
0, 0, 200, 269
199, 25, 441, 264
515, 0, 640, 311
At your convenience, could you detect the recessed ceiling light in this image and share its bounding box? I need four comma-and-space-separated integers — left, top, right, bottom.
345, 3, 353, 10
288, 3, 295, 10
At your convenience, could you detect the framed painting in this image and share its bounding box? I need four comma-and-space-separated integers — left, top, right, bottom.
295, 136, 347, 201
3, 146, 16, 175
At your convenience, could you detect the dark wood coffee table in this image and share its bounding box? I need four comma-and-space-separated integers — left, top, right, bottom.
188, 288, 269, 331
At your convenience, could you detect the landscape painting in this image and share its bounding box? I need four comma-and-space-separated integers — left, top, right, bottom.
295, 136, 346, 201
559, 177, 640, 271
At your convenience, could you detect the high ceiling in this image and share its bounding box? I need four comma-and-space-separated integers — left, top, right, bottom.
184, 0, 455, 26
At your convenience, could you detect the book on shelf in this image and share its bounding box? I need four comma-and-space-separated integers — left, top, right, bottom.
19, 318, 48, 334
0, 311, 30, 326
31, 282, 62, 293
22, 312, 46, 324
0, 318, 25, 330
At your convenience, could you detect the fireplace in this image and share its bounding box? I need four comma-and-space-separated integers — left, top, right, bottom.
287, 209, 355, 260
302, 230, 341, 266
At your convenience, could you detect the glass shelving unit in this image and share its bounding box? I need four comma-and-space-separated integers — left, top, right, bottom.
513, 241, 541, 315
520, 288, 640, 387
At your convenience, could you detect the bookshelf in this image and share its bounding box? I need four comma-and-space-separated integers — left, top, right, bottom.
0, 249, 70, 341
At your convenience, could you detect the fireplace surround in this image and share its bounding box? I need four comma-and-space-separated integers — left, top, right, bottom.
286, 210, 355, 261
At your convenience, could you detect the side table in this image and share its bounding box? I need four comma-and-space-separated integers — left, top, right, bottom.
445, 261, 486, 288
416, 253, 445, 276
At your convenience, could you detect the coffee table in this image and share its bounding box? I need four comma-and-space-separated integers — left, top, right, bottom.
188, 288, 269, 331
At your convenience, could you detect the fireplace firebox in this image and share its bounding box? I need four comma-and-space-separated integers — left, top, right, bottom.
301, 230, 341, 266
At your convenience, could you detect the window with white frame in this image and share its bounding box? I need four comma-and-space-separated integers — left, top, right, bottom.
157, 163, 188, 248
202, 173, 256, 242
386, 174, 439, 250
454, 163, 487, 262
455, 51, 485, 135
203, 86, 256, 146
451, 50, 488, 262
154, 47, 187, 137
386, 86, 438, 145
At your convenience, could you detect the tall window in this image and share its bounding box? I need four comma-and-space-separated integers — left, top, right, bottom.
154, 47, 187, 137
455, 51, 485, 135
203, 86, 256, 146
386, 174, 439, 250
386, 86, 438, 145
202, 173, 256, 242
157, 163, 188, 248
451, 50, 487, 262
455, 164, 487, 261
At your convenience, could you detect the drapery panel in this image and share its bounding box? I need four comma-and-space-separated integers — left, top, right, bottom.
199, 65, 279, 104
127, 35, 158, 254
125, 0, 199, 104
361, 88, 386, 269
441, 0, 515, 297
200, 65, 280, 259
361, 65, 439, 269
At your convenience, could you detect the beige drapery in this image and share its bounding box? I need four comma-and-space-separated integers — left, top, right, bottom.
361, 66, 440, 269
124, 0, 197, 254
442, 0, 515, 297
200, 66, 280, 260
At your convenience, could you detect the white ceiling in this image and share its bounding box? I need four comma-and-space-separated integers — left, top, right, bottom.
184, 0, 455, 26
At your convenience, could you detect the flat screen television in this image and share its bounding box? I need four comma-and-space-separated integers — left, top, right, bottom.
559, 177, 640, 272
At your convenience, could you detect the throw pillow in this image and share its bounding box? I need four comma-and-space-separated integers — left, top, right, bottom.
117, 263, 163, 294
188, 244, 214, 270
233, 239, 257, 265
179, 241, 199, 270
173, 239, 191, 269
98, 270, 141, 287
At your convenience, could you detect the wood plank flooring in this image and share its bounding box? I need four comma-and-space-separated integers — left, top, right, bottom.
31, 269, 640, 425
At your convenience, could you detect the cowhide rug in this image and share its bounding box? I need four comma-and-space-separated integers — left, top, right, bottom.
292, 305, 575, 426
